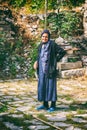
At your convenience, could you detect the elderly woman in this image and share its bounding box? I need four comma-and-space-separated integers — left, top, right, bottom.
34, 30, 66, 112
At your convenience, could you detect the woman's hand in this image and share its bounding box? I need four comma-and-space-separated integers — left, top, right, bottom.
33, 61, 38, 70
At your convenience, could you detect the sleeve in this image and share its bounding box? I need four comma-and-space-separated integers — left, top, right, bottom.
55, 43, 66, 62
36, 43, 41, 61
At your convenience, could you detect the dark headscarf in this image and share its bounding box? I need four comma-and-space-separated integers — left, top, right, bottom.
41, 29, 50, 40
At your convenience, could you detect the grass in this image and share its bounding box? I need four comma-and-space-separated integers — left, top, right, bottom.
66, 113, 74, 120
37, 114, 48, 122
77, 109, 86, 114
0, 105, 8, 113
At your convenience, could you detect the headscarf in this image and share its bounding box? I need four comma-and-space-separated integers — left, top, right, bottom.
41, 29, 50, 40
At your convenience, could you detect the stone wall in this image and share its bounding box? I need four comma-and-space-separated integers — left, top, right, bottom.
55, 37, 87, 78
0, 5, 87, 79
0, 5, 33, 79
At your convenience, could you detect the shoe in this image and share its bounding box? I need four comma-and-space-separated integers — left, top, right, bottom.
47, 107, 55, 112
36, 105, 48, 110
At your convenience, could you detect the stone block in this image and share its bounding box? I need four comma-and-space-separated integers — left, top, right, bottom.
61, 68, 85, 78
66, 49, 74, 54
85, 67, 87, 76
57, 61, 82, 70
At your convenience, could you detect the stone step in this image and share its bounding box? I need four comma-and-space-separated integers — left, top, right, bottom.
0, 24, 11, 31
57, 61, 83, 70
0, 21, 8, 24
78, 42, 87, 51
0, 13, 6, 16
75, 50, 87, 55
60, 68, 86, 78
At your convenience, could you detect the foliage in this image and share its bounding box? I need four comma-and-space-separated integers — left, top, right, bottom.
28, 42, 38, 77
0, 105, 8, 113
59, 11, 83, 38
47, 11, 83, 39
62, 0, 85, 7
8, 0, 85, 12
28, 0, 45, 13
0, 31, 10, 68
0, 31, 25, 78
0, 30, 39, 78
9, 0, 27, 7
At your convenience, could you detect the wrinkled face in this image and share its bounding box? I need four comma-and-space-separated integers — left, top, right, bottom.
41, 33, 49, 43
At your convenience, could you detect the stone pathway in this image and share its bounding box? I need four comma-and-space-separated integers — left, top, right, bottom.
0, 78, 87, 130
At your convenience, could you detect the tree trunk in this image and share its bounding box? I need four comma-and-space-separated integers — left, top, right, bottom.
83, 0, 87, 39
45, 0, 48, 29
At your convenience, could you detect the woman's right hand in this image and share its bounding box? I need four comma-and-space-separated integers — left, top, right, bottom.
33, 61, 38, 70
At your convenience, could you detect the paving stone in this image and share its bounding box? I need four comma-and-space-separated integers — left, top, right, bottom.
75, 114, 87, 118
1, 99, 12, 102
28, 125, 50, 130
0, 93, 4, 96
47, 115, 66, 122
25, 119, 43, 125
8, 114, 24, 118
84, 124, 87, 128
7, 102, 21, 107
11, 101, 25, 104
76, 98, 87, 102
12, 97, 21, 101
28, 125, 37, 129
3, 96, 14, 99
74, 128, 82, 130
3, 122, 23, 130
7, 92, 17, 95
16, 106, 31, 112
58, 98, 73, 104
54, 122, 71, 127
57, 104, 69, 109
0, 112, 9, 116
72, 117, 87, 123
0, 79, 87, 129
0, 85, 8, 88
8, 88, 17, 91
59, 85, 73, 90
65, 126, 74, 130
20, 97, 32, 100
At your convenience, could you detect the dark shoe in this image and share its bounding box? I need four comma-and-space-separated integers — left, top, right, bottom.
51, 101, 56, 108
43, 101, 49, 108
47, 107, 55, 112
36, 105, 48, 110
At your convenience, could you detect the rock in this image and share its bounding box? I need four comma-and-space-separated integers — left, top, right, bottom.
47, 116, 67, 122
65, 126, 74, 130
74, 128, 82, 130
8, 114, 23, 118
3, 122, 23, 130
61, 68, 86, 78
28, 125, 50, 130
55, 36, 65, 44
57, 61, 83, 70
54, 122, 71, 127
72, 117, 87, 123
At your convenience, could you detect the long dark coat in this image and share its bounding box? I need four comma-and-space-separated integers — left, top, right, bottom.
37, 40, 66, 101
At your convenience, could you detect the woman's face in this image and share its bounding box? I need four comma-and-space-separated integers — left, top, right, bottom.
41, 33, 49, 43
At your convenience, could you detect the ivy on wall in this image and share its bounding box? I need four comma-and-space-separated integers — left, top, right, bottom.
8, 0, 85, 10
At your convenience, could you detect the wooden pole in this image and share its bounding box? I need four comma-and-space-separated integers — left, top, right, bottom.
45, 0, 48, 29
